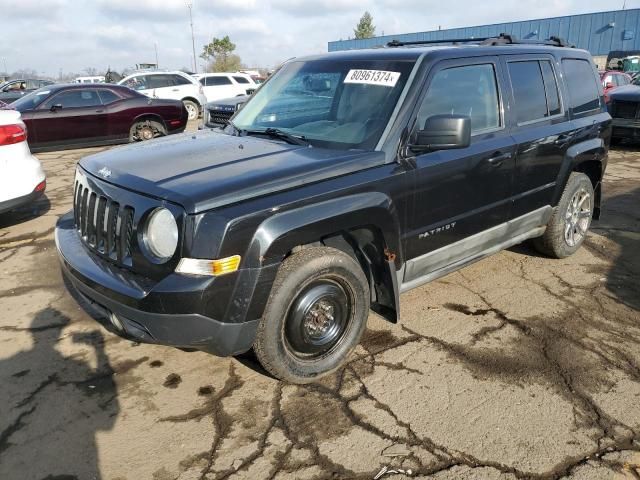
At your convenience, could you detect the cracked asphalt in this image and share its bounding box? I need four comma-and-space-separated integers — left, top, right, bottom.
1, 135, 639, 480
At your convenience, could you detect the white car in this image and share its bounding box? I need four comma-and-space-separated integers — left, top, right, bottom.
0, 110, 46, 215
118, 71, 207, 121
193, 73, 257, 103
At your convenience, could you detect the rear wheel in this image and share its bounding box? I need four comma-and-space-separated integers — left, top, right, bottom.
532, 172, 594, 259
254, 247, 370, 384
129, 120, 166, 142
183, 100, 199, 121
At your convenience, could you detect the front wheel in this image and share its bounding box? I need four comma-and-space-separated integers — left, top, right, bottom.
254, 247, 370, 384
183, 100, 199, 121
532, 172, 594, 259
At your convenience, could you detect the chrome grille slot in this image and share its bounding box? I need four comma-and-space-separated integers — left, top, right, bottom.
73, 176, 135, 268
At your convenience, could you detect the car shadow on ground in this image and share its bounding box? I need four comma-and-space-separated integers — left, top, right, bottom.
589, 185, 640, 312
0, 195, 50, 229
0, 307, 119, 479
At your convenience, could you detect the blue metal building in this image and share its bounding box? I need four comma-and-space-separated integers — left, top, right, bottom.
328, 9, 640, 64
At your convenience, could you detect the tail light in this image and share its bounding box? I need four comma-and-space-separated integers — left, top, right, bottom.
0, 124, 27, 146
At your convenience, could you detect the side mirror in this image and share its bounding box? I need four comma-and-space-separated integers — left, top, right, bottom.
605, 82, 615, 89
410, 114, 471, 153
50, 104, 63, 112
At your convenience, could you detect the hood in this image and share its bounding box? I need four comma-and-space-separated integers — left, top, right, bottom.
608, 84, 640, 101
79, 129, 384, 214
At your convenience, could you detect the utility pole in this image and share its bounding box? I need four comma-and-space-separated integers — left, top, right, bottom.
154, 42, 159, 69
2, 58, 7, 75
186, 1, 197, 73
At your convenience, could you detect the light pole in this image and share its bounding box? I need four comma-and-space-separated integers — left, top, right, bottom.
154, 42, 159, 69
186, 1, 197, 73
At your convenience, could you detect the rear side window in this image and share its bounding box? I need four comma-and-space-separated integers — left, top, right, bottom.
562, 59, 600, 115
171, 74, 191, 86
98, 89, 121, 104
508, 60, 562, 124
204, 76, 232, 86
418, 63, 500, 134
233, 76, 250, 84
540, 61, 561, 116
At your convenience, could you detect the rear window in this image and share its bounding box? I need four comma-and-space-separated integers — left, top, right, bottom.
562, 59, 601, 115
508, 60, 562, 124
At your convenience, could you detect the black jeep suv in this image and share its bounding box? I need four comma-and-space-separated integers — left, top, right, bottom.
56, 35, 611, 383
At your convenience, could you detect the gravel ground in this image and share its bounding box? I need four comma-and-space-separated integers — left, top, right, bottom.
0, 131, 639, 480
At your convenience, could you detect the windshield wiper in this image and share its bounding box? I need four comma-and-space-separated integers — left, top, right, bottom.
243, 127, 310, 146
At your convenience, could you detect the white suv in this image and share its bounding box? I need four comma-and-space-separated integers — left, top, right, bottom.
193, 73, 257, 103
118, 71, 207, 121
0, 110, 46, 215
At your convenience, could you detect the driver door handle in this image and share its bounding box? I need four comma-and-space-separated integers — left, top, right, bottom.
487, 152, 512, 167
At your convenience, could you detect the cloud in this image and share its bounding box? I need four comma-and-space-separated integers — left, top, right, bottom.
0, 0, 633, 76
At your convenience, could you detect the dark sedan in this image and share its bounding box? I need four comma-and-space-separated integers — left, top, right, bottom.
0, 79, 54, 104
7, 84, 188, 152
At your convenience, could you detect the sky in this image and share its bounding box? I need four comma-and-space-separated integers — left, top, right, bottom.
0, 0, 635, 77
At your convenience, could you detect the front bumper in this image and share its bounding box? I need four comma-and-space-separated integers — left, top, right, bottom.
611, 118, 640, 139
55, 212, 259, 356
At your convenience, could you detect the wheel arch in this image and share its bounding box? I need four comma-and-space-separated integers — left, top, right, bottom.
554, 138, 607, 220
181, 96, 202, 107
245, 193, 403, 323
131, 113, 167, 131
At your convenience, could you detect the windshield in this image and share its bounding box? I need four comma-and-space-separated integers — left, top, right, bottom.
10, 88, 52, 111
231, 58, 416, 150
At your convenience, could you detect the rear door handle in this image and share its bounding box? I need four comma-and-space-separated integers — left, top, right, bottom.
172, 88, 179, 92
487, 152, 512, 167
95, 109, 104, 113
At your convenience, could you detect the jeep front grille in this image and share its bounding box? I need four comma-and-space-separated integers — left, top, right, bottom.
208, 109, 233, 126
612, 100, 638, 119
74, 180, 135, 267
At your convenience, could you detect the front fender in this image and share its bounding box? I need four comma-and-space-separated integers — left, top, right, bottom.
244, 192, 403, 269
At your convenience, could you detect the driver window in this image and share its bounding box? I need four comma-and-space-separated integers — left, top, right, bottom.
42, 89, 101, 109
417, 63, 500, 135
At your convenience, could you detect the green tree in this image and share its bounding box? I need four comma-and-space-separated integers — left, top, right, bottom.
200, 35, 243, 72
354, 11, 375, 39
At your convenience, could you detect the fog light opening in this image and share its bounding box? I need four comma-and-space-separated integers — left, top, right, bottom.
109, 312, 124, 332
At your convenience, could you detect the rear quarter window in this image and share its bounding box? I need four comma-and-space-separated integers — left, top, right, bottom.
561, 59, 601, 116
233, 76, 250, 84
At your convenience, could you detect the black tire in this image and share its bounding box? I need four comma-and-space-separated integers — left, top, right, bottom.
532, 172, 594, 259
254, 247, 370, 384
129, 120, 166, 142
182, 100, 199, 121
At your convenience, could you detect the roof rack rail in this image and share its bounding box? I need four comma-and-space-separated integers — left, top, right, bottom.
386, 33, 574, 48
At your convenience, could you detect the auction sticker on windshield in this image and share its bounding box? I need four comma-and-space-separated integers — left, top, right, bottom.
344, 70, 401, 87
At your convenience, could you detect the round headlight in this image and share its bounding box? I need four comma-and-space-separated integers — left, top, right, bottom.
145, 208, 178, 261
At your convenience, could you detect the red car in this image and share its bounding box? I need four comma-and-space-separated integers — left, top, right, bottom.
7, 84, 188, 152
600, 70, 632, 103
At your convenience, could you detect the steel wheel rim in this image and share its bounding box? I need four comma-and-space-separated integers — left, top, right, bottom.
564, 187, 591, 247
185, 104, 198, 120
284, 279, 352, 359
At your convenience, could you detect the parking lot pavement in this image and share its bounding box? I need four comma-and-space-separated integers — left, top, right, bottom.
0, 137, 639, 480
